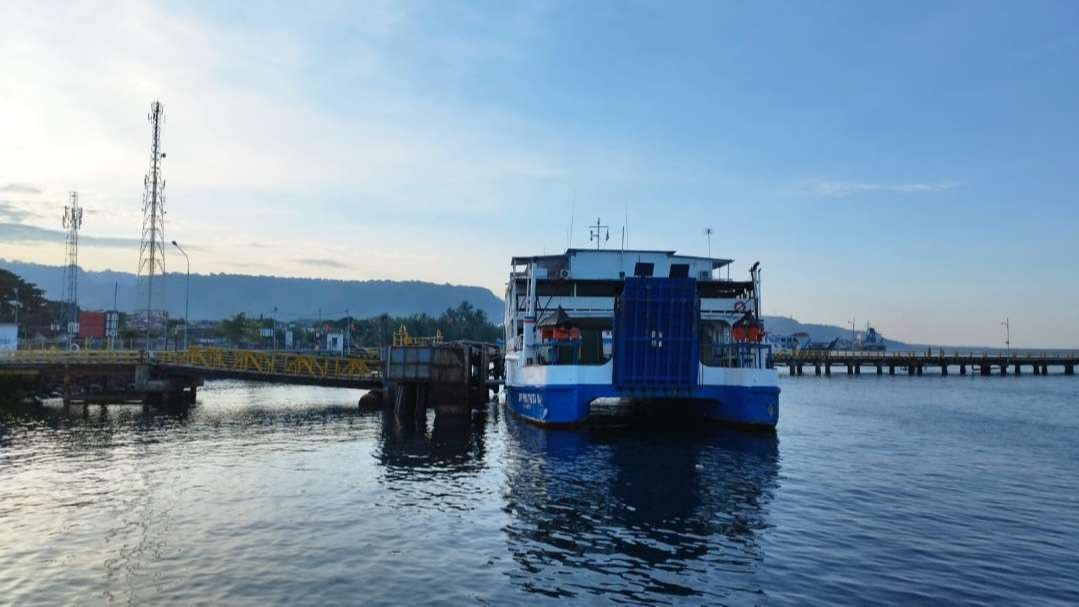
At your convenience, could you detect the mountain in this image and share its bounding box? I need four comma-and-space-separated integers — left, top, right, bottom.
2, 259, 925, 347
0, 260, 504, 322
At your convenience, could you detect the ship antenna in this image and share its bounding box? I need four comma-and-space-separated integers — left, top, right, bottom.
567, 186, 576, 249
589, 217, 609, 250
624, 202, 629, 249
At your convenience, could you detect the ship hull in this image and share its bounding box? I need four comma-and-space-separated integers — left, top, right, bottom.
505, 380, 780, 428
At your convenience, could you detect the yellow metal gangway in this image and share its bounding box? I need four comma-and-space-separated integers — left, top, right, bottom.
392, 326, 444, 347
155, 347, 382, 385
0, 347, 383, 387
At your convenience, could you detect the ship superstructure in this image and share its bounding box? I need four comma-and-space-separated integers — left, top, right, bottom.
503, 248, 780, 427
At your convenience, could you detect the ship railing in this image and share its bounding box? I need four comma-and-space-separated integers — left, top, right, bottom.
534, 339, 582, 366
711, 342, 773, 369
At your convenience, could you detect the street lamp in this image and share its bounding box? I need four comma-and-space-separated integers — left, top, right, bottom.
5, 287, 19, 349
171, 240, 190, 350
1001, 317, 1011, 361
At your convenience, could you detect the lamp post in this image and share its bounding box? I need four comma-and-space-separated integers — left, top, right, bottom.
272, 306, 279, 351
171, 241, 190, 350
1001, 317, 1011, 361
13, 286, 18, 347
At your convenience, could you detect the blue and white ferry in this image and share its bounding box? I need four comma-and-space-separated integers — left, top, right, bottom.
503, 248, 780, 428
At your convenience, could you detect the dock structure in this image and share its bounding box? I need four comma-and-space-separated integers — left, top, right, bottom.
381, 341, 502, 420
0, 343, 503, 414
0, 350, 202, 405
774, 351, 1077, 377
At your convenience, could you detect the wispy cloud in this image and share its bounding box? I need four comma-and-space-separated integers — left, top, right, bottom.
0, 201, 34, 222
0, 183, 42, 194
0, 223, 140, 248
295, 258, 353, 269
800, 180, 959, 197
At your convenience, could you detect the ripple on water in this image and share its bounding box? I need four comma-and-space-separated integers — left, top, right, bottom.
1, 377, 1078, 605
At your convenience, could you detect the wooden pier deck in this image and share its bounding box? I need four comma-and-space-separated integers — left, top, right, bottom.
774, 350, 1077, 376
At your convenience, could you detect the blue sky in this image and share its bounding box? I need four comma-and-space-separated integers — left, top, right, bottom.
1, 0, 1077, 346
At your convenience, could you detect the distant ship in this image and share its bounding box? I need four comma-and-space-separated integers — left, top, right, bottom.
768, 324, 887, 352
857, 325, 887, 352
765, 331, 810, 352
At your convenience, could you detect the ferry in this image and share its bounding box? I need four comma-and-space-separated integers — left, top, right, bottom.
503, 248, 780, 428
857, 325, 887, 352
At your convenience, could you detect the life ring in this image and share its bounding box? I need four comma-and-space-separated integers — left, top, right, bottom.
734, 300, 747, 313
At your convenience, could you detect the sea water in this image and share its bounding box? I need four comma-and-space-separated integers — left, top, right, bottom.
1, 376, 1076, 605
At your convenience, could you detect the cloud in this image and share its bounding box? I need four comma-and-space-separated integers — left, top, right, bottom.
0, 222, 140, 248
0, 183, 42, 194
294, 258, 353, 269
801, 180, 959, 197
0, 201, 34, 222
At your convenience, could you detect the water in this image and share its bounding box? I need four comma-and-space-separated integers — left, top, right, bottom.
2, 377, 1077, 605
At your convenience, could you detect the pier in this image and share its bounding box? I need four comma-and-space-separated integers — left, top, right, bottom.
774, 351, 1078, 377
0, 342, 503, 413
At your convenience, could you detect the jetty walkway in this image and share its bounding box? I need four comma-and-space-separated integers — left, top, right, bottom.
773, 350, 1077, 376
0, 342, 501, 413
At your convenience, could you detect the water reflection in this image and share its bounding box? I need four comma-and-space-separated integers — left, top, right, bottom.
500, 408, 780, 603
373, 407, 487, 485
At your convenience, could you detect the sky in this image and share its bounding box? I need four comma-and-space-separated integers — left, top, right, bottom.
1, 0, 1077, 347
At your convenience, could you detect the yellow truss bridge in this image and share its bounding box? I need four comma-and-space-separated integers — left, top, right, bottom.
156, 347, 382, 387
1, 347, 384, 388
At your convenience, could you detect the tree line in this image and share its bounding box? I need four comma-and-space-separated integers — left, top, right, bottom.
217, 301, 501, 348
2, 269, 502, 348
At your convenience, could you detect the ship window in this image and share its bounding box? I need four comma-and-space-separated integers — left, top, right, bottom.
576, 281, 621, 297
634, 262, 654, 277
669, 263, 689, 278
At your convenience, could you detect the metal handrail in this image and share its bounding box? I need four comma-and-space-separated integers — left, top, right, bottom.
710, 342, 773, 369
535, 339, 582, 366
0, 349, 146, 365
772, 350, 1077, 362
0, 347, 383, 383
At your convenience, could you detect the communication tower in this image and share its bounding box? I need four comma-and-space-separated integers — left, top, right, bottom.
137, 101, 168, 349
61, 191, 83, 347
